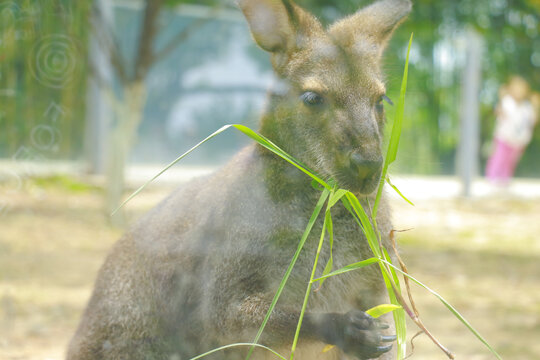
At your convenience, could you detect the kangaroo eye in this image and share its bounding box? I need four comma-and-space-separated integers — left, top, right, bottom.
301, 91, 325, 107
382, 95, 394, 105
378, 95, 393, 106
376, 94, 393, 112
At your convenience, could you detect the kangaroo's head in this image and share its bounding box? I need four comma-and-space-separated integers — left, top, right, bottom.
239, 0, 411, 195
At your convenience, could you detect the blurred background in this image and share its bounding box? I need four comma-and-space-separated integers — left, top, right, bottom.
1, 0, 539, 359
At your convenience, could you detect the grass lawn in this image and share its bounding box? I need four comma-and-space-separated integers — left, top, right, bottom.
1, 177, 539, 359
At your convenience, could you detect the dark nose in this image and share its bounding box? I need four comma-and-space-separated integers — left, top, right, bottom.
349, 152, 383, 179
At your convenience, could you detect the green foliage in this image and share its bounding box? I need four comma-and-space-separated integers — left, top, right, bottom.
32, 175, 101, 193
394, 0, 540, 176
0, 0, 90, 159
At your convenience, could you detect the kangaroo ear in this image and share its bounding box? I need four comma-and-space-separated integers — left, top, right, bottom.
238, 0, 321, 69
329, 0, 412, 51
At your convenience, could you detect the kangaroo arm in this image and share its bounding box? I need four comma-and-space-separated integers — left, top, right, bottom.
234, 294, 335, 344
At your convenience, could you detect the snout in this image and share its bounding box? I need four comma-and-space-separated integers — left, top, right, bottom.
349, 152, 383, 180
334, 150, 383, 194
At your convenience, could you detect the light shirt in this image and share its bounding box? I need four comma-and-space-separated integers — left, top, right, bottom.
495, 95, 536, 148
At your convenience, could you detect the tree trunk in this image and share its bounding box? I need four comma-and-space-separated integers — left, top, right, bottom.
103, 0, 162, 226
106, 81, 147, 226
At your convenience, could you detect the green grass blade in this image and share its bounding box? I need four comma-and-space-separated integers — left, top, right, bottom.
382, 248, 402, 296
114, 124, 331, 215
380, 260, 503, 360
340, 192, 402, 354
386, 33, 413, 166
328, 189, 348, 208
366, 304, 402, 319
291, 185, 353, 358
112, 124, 234, 215
344, 193, 380, 256
290, 208, 330, 359
246, 189, 330, 359
312, 257, 379, 281
381, 249, 407, 359
372, 33, 414, 219
317, 210, 334, 289
367, 34, 413, 356
386, 175, 414, 206
311, 179, 325, 191
190, 343, 286, 360
233, 125, 330, 190
383, 275, 407, 360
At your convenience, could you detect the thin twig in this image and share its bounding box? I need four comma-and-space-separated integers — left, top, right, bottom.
404, 331, 424, 360
384, 231, 456, 359
390, 229, 419, 317
384, 274, 455, 359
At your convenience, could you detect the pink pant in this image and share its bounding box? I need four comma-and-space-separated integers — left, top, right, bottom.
486, 139, 524, 184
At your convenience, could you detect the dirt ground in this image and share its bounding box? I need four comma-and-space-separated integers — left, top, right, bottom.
1, 176, 539, 360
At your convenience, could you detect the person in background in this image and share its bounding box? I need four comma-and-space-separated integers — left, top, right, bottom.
486, 76, 538, 186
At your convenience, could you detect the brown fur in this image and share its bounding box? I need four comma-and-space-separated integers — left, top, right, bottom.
67, 1, 411, 359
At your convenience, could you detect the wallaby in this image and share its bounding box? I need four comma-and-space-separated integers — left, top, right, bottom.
67, 0, 412, 359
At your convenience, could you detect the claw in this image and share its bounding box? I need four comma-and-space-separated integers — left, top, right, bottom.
376, 344, 393, 353
376, 322, 390, 330
381, 335, 397, 342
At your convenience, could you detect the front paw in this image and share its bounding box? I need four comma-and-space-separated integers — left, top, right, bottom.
326, 310, 396, 360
